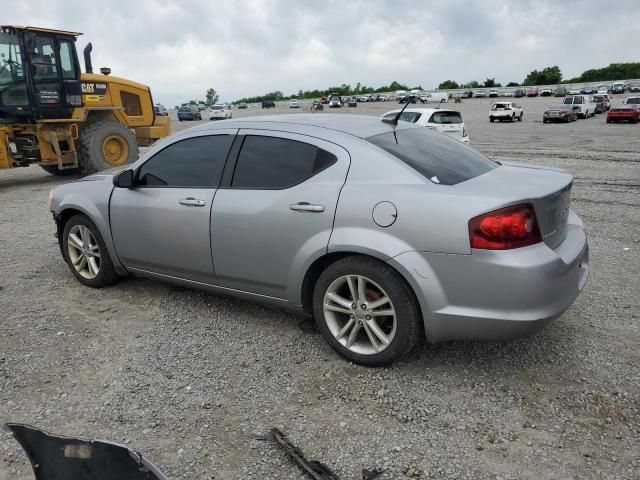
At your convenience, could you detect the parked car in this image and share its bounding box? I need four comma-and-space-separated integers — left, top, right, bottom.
592, 95, 609, 113
554, 87, 567, 97
378, 94, 389, 101
568, 87, 581, 95
209, 104, 232, 120
328, 95, 343, 108
289, 99, 300, 108
488, 90, 499, 98
562, 95, 596, 119
398, 95, 418, 103
499, 90, 513, 97
612, 82, 625, 94
369, 94, 380, 102
474, 91, 486, 98
347, 97, 358, 107
489, 102, 523, 122
629, 83, 640, 93
48, 114, 587, 366
513, 89, 526, 98
543, 105, 577, 123
237, 103, 248, 109
177, 105, 202, 121
597, 85, 610, 95
623, 96, 640, 106
359, 94, 371, 102
154, 104, 168, 116
540, 88, 552, 97
312, 100, 323, 111
526, 88, 539, 97
606, 104, 640, 123
580, 86, 596, 95
462, 90, 474, 98
197, 103, 207, 111
381, 108, 470, 143
261, 100, 276, 108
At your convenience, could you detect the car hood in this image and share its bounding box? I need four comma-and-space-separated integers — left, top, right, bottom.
77, 166, 127, 182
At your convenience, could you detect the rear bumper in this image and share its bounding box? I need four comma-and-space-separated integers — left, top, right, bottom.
389, 210, 588, 343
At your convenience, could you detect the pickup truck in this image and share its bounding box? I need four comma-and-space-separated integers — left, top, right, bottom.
489, 102, 524, 122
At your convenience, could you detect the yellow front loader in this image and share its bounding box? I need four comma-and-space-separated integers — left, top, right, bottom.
0, 25, 170, 175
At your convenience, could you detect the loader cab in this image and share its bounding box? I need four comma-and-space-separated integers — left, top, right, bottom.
0, 26, 82, 120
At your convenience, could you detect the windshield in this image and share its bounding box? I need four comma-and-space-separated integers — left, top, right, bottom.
429, 111, 462, 124
366, 128, 497, 185
626, 97, 640, 104
0, 32, 24, 87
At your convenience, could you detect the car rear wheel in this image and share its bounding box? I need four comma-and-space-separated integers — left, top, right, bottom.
510, 114, 515, 122
62, 214, 119, 288
518, 112, 523, 121
313, 256, 420, 366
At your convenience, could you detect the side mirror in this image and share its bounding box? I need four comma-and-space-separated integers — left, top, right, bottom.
113, 169, 134, 188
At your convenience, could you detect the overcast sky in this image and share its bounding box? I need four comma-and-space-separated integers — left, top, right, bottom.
8, 0, 638, 105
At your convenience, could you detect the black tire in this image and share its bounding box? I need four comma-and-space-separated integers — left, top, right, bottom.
312, 255, 421, 367
543, 119, 548, 124
40, 165, 81, 176
518, 112, 523, 121
489, 116, 494, 123
62, 214, 119, 288
510, 114, 515, 122
78, 120, 138, 174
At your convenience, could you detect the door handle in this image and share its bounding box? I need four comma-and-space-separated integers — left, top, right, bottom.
289, 202, 325, 212
179, 198, 206, 207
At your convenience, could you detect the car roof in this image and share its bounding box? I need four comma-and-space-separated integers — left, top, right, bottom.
187, 114, 419, 139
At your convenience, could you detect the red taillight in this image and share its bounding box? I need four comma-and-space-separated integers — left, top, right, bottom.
469, 203, 542, 250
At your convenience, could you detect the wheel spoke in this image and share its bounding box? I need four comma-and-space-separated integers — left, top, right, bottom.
72, 253, 84, 266
345, 276, 358, 303
87, 257, 99, 276
326, 292, 352, 309
361, 322, 381, 352
87, 244, 100, 258
335, 317, 356, 340
370, 309, 395, 317
79, 226, 88, 244
357, 276, 367, 303
77, 256, 88, 271
68, 233, 83, 250
345, 322, 362, 348
366, 319, 391, 346
324, 303, 351, 315
368, 295, 391, 310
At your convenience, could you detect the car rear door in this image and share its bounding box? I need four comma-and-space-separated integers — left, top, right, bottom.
110, 130, 237, 284
210, 130, 350, 299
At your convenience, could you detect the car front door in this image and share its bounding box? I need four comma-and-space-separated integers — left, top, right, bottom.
211, 130, 350, 299
110, 130, 236, 284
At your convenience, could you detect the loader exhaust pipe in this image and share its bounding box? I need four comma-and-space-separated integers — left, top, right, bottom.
83, 43, 93, 74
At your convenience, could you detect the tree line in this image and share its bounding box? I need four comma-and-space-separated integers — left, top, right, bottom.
437, 63, 640, 90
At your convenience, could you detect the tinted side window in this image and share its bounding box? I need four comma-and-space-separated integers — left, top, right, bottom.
232, 135, 337, 189
366, 128, 497, 186
138, 135, 234, 187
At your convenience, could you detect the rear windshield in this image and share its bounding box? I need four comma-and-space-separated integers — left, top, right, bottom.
383, 112, 422, 123
492, 103, 510, 109
626, 97, 640, 104
428, 111, 462, 124
179, 106, 192, 112
366, 128, 497, 186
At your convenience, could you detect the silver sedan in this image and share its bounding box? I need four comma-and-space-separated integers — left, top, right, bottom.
48, 115, 589, 366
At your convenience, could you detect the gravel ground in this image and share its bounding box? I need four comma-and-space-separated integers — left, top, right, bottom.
1, 96, 639, 480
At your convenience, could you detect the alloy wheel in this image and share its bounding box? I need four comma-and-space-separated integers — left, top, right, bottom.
323, 275, 397, 355
67, 225, 101, 279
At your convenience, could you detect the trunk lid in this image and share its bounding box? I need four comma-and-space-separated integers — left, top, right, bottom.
456, 162, 573, 249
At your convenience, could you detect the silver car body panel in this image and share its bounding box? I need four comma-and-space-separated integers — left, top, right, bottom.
49, 114, 588, 343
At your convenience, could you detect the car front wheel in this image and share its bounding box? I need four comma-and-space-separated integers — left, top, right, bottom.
62, 214, 119, 288
313, 256, 420, 366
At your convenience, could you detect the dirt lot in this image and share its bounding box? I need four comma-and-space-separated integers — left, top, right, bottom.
1, 96, 639, 480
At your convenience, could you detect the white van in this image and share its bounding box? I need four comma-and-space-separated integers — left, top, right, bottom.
563, 95, 596, 119
420, 92, 448, 103
381, 108, 469, 143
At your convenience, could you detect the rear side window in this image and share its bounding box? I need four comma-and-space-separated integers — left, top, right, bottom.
366, 128, 497, 186
232, 135, 337, 189
138, 135, 233, 187
428, 111, 462, 124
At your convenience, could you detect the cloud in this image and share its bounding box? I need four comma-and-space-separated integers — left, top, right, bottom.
5, 0, 638, 105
